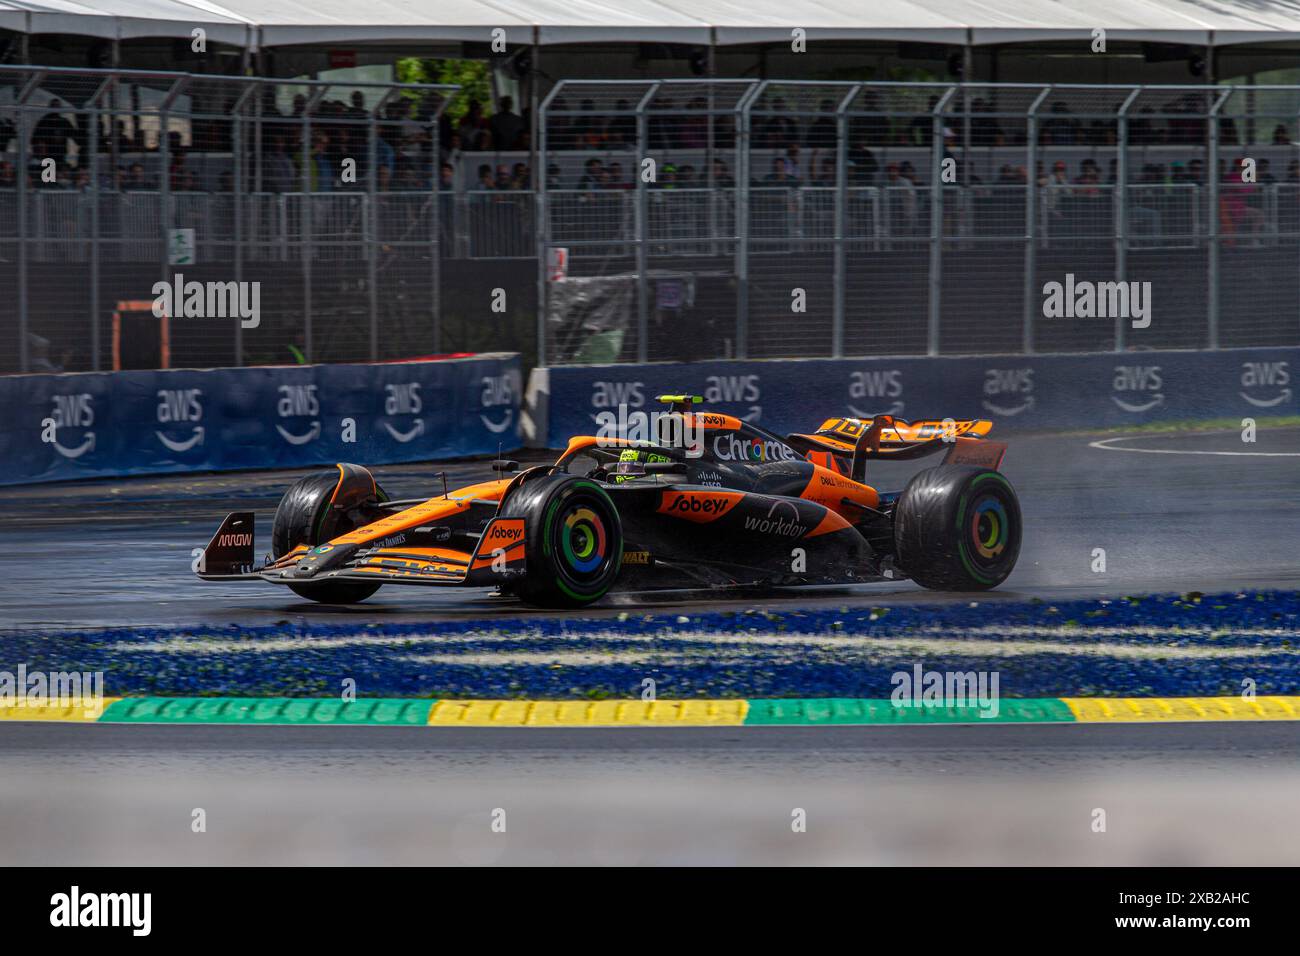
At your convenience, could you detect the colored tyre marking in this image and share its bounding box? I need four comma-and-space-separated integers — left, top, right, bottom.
545, 481, 622, 602
956, 472, 1017, 583
561, 506, 606, 573
970, 496, 1008, 559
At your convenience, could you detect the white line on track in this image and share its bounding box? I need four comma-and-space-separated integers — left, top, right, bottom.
1089, 435, 1300, 457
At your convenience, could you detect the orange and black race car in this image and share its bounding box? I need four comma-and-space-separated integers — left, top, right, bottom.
195, 395, 1021, 607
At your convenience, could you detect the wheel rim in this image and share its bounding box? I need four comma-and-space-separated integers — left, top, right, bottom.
957, 475, 1019, 584
561, 505, 608, 574
970, 496, 1009, 560
547, 491, 619, 597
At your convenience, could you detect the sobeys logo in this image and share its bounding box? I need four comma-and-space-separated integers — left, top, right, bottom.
485, 521, 524, 543
658, 491, 740, 521
670, 495, 728, 514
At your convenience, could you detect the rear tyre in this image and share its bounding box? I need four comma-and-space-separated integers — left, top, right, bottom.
894, 465, 1021, 591
271, 470, 384, 604
498, 475, 623, 608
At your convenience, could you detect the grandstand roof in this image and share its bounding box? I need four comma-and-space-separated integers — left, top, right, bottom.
3, 0, 1300, 49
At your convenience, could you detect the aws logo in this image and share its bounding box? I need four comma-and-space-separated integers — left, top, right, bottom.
704, 374, 761, 422
481, 371, 518, 435
848, 369, 904, 417
276, 384, 320, 445
382, 382, 424, 443
217, 533, 252, 547
156, 388, 205, 452
1240, 360, 1291, 409
1112, 365, 1163, 413
589, 380, 645, 429
41, 393, 95, 459
592, 381, 645, 409
982, 368, 1035, 416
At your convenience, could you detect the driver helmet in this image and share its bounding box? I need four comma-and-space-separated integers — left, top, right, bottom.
613, 447, 671, 482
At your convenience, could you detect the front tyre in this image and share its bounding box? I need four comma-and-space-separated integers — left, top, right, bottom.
271, 469, 384, 604
498, 475, 623, 608
894, 465, 1021, 591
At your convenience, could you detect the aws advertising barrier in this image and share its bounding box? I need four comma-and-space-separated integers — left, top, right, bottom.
542, 348, 1297, 445
0, 354, 521, 486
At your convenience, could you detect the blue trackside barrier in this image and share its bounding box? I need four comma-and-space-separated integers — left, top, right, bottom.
0, 354, 521, 486
541, 348, 1298, 446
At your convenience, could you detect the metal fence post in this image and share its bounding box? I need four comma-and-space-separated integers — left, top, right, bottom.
430, 90, 446, 356
1114, 88, 1141, 353
232, 83, 256, 367
737, 83, 762, 360
367, 93, 384, 363
89, 89, 101, 371
536, 84, 558, 367
15, 72, 41, 372
634, 84, 657, 363
928, 87, 957, 356
159, 78, 187, 368
1023, 86, 1050, 354
301, 88, 325, 364
1206, 88, 1230, 350
832, 85, 858, 359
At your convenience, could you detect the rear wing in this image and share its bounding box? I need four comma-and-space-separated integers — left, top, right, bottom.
787, 416, 1005, 480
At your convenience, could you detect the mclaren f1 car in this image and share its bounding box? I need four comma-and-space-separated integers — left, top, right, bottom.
195, 396, 1022, 607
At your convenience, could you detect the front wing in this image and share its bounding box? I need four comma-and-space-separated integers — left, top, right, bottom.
195, 511, 528, 588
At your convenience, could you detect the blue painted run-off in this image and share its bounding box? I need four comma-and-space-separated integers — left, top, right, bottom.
3, 590, 1296, 701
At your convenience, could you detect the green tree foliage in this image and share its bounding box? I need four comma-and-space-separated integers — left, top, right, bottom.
396, 58, 491, 121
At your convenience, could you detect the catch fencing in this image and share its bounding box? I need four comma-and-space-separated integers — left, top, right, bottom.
6, 70, 1300, 376
537, 80, 1300, 365
0, 66, 462, 375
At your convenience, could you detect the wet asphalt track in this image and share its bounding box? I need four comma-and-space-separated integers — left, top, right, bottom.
2, 720, 1298, 864
0, 427, 1296, 629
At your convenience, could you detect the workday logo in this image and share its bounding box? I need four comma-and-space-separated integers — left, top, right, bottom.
40, 393, 96, 459
1239, 360, 1291, 409
155, 387, 204, 453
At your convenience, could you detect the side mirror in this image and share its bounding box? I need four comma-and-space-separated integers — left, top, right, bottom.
491, 459, 519, 473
